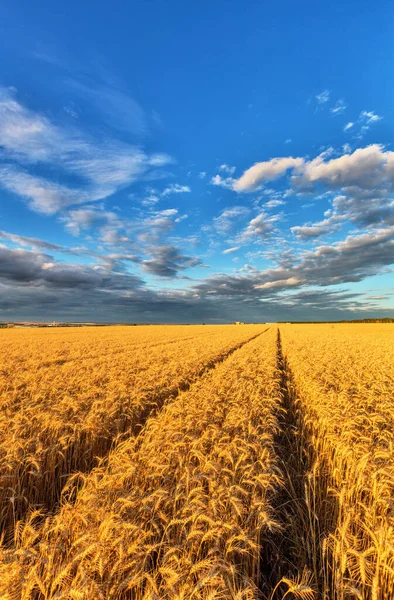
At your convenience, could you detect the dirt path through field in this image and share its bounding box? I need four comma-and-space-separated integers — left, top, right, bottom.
263, 329, 319, 598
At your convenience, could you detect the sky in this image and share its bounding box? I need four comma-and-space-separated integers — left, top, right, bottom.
0, 0, 393, 323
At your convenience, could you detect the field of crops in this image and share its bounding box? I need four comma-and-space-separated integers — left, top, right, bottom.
0, 323, 393, 599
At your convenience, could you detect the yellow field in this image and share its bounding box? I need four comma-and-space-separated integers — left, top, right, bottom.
0, 323, 393, 599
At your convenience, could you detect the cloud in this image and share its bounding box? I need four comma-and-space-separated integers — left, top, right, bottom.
229, 144, 394, 234
239, 212, 279, 241
0, 87, 172, 214
211, 174, 235, 189
255, 277, 303, 290
213, 206, 249, 235
219, 164, 236, 175
140, 245, 202, 278
194, 227, 394, 298
292, 144, 393, 192
316, 90, 331, 104
162, 183, 191, 196
0, 244, 143, 290
61, 206, 121, 236
66, 79, 147, 137
265, 199, 285, 208
332, 193, 394, 228
0, 230, 64, 252
0, 166, 91, 215
291, 215, 344, 239
234, 157, 304, 192
343, 110, 382, 138
222, 246, 240, 254
360, 110, 381, 125
141, 194, 160, 207
285, 139, 292, 144
137, 209, 181, 243
198, 172, 206, 179
330, 99, 347, 115
0, 230, 392, 322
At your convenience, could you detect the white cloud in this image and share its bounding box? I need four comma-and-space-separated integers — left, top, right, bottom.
222, 246, 240, 254
219, 164, 236, 175
316, 90, 330, 104
291, 215, 344, 240
211, 174, 235, 189
0, 230, 64, 251
330, 99, 347, 115
292, 144, 393, 190
0, 87, 172, 214
255, 277, 303, 290
0, 166, 92, 215
141, 194, 160, 207
231, 145, 394, 229
157, 208, 178, 217
239, 212, 279, 241
213, 206, 249, 235
162, 183, 191, 196
360, 110, 381, 125
234, 156, 304, 192
344, 111, 382, 138
61, 206, 121, 236
198, 171, 206, 179
234, 144, 394, 198
285, 138, 292, 144
265, 199, 285, 208
66, 78, 148, 137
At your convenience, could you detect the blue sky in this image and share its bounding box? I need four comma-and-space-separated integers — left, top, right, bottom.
0, 0, 393, 322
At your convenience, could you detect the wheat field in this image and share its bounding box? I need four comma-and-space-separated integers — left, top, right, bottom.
0, 323, 393, 599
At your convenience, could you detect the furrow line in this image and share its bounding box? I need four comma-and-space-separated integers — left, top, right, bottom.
262, 329, 319, 598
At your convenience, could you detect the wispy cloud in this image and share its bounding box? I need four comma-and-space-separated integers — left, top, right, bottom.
330, 99, 347, 115
316, 90, 330, 104
219, 164, 236, 175
0, 230, 65, 252
343, 110, 382, 138
0, 87, 172, 214
66, 78, 148, 137
265, 198, 286, 209
222, 246, 240, 254
61, 206, 122, 236
213, 206, 249, 235
211, 174, 235, 189
162, 183, 191, 196
238, 212, 279, 242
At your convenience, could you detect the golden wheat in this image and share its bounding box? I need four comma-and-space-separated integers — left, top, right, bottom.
0, 326, 282, 599
0, 325, 264, 537
0, 323, 393, 599
280, 324, 394, 600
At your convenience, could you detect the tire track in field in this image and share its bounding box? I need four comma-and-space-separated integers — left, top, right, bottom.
3, 327, 270, 537
132, 327, 271, 443
261, 329, 319, 598
109, 327, 270, 441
